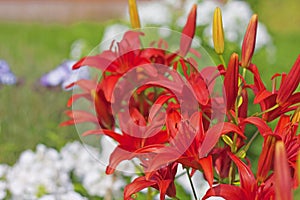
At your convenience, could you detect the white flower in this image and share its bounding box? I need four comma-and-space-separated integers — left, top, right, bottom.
39, 191, 87, 200
6, 145, 73, 198
0, 164, 9, 178
0, 181, 7, 200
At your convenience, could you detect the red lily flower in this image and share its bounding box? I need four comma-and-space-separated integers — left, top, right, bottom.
203, 152, 276, 200
83, 107, 169, 174
276, 54, 300, 106
249, 56, 300, 121
146, 111, 244, 187
124, 163, 178, 200
243, 115, 300, 185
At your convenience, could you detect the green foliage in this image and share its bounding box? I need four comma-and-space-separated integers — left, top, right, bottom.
0, 22, 105, 164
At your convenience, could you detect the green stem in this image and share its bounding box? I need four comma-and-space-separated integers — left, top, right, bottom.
228, 161, 235, 185
147, 187, 153, 200
186, 168, 198, 200
219, 54, 226, 67
253, 104, 279, 117
244, 130, 260, 152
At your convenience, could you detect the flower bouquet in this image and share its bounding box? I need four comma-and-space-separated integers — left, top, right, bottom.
63, 0, 300, 199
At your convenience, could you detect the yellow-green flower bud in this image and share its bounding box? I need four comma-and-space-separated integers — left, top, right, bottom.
128, 0, 141, 29
213, 7, 224, 55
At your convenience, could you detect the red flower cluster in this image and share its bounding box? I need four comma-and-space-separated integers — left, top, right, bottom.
63, 3, 300, 200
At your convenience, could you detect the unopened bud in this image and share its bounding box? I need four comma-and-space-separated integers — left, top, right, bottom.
128, 0, 141, 29
213, 7, 224, 55
241, 14, 258, 68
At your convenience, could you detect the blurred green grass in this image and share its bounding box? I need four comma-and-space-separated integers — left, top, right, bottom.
0, 0, 299, 171
0, 22, 106, 164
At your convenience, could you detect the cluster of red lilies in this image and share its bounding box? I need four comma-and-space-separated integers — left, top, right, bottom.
63, 1, 300, 199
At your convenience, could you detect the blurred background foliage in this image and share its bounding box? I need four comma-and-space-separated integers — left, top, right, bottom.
0, 0, 299, 169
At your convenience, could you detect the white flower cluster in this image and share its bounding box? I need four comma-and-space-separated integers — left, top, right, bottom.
0, 140, 132, 200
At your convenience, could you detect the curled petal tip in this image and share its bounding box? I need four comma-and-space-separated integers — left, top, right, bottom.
128, 0, 141, 29
241, 14, 258, 68
276, 55, 300, 106
213, 7, 224, 55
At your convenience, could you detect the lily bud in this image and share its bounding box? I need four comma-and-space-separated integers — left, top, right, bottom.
292, 106, 300, 124
241, 14, 258, 68
213, 7, 224, 55
274, 141, 293, 200
179, 4, 197, 57
257, 135, 276, 183
128, 0, 141, 29
224, 53, 239, 110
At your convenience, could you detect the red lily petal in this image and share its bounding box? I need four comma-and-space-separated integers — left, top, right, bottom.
106, 147, 136, 174
257, 135, 277, 183
253, 89, 273, 104
60, 110, 98, 126
73, 54, 114, 71
82, 129, 123, 143
277, 55, 300, 106
189, 73, 210, 106
274, 141, 293, 200
248, 63, 266, 92
67, 93, 91, 107
158, 179, 174, 200
102, 75, 121, 102
148, 95, 174, 123
199, 122, 244, 157
199, 155, 214, 187
228, 152, 256, 194
241, 117, 273, 137
203, 184, 247, 200
124, 176, 156, 200
179, 4, 197, 57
